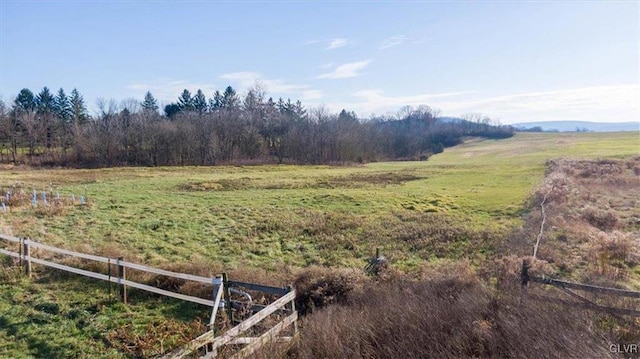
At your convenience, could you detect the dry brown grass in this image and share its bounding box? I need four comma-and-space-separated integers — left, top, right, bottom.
518, 157, 640, 286
105, 318, 207, 358
284, 271, 615, 359
581, 206, 620, 231
476, 156, 640, 355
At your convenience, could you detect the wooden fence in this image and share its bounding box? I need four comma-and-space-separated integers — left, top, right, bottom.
163, 290, 297, 359
521, 259, 640, 317
0, 233, 298, 357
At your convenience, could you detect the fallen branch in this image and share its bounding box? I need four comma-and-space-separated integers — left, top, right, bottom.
532, 187, 552, 258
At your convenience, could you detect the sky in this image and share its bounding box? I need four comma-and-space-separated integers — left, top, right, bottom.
0, 1, 638, 124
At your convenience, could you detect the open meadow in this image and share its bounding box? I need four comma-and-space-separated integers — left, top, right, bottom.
0, 131, 638, 358
2, 132, 637, 270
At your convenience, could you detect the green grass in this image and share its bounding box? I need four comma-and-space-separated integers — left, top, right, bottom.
0, 131, 637, 358
1, 132, 638, 270
0, 266, 209, 358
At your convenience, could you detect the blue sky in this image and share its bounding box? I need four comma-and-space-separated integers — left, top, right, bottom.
1, 1, 638, 124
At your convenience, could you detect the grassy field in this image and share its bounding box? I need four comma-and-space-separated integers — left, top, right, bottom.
0, 131, 638, 358
1, 132, 638, 271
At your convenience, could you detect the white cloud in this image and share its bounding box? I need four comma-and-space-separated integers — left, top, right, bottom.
219, 71, 260, 83
323, 85, 640, 124
304, 38, 350, 50
220, 71, 309, 94
430, 85, 640, 123
324, 89, 473, 115
219, 71, 325, 101
317, 60, 372, 79
327, 38, 348, 50
301, 90, 324, 100
379, 35, 409, 50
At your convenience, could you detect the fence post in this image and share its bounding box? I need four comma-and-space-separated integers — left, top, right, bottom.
19, 237, 23, 267
520, 259, 530, 303
222, 272, 233, 325
117, 257, 127, 304
287, 285, 298, 336
108, 258, 112, 299
23, 239, 31, 277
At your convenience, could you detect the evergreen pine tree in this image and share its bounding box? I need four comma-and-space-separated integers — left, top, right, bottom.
294, 100, 307, 120
54, 88, 73, 124
13, 88, 36, 113
277, 98, 286, 113
164, 103, 181, 118
69, 88, 89, 125
177, 89, 194, 111
209, 90, 223, 111
193, 89, 207, 114
36, 87, 55, 114
221, 86, 239, 109
266, 97, 276, 111
141, 91, 159, 114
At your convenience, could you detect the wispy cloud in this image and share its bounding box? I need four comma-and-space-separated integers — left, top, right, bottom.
301, 90, 324, 100
430, 85, 640, 123
220, 72, 308, 93
354, 89, 474, 101
304, 37, 350, 50
323, 85, 640, 124
327, 38, 348, 50
379, 35, 409, 50
317, 60, 372, 79
330, 89, 473, 114
220, 71, 324, 100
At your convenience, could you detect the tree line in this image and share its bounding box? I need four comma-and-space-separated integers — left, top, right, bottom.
0, 85, 514, 167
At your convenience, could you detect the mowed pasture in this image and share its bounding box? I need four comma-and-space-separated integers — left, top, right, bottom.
1, 132, 638, 271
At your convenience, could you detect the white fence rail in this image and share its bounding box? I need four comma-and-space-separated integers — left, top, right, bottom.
0, 235, 222, 309
163, 290, 297, 359
0, 233, 20, 243
23, 239, 219, 285
0, 233, 299, 358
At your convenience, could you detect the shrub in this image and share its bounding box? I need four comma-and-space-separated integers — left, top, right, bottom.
293, 267, 364, 316
581, 206, 619, 231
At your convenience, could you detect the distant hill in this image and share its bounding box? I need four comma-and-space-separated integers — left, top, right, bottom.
437, 117, 465, 124
513, 121, 639, 132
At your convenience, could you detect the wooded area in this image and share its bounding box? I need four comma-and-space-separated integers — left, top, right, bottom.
0, 86, 514, 167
